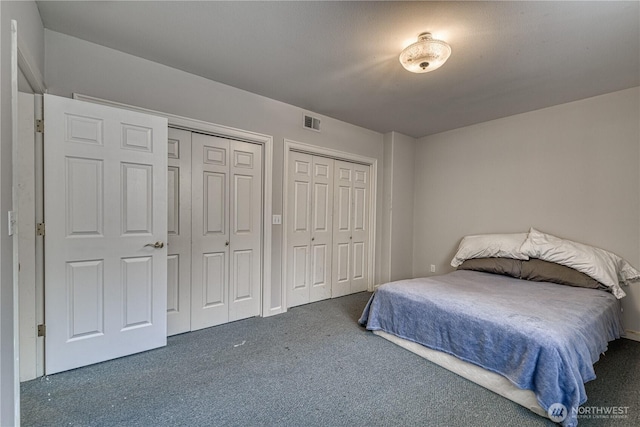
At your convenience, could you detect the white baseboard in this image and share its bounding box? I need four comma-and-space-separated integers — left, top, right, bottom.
263, 306, 286, 317
623, 329, 640, 342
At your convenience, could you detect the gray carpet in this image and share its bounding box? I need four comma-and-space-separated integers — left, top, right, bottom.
21, 292, 640, 427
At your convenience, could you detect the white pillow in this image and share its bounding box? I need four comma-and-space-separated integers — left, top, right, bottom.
519, 228, 639, 299
450, 233, 529, 268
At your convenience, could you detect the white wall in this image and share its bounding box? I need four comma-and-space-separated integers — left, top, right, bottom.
381, 133, 392, 283
381, 131, 416, 283
44, 30, 385, 313
413, 87, 640, 335
0, 1, 44, 424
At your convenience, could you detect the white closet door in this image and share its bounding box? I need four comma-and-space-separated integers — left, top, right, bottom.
44, 94, 168, 374
332, 160, 370, 297
286, 152, 312, 307
191, 134, 230, 329
332, 161, 353, 298
191, 134, 263, 329
167, 128, 192, 336
309, 156, 334, 302
228, 140, 263, 321
350, 163, 369, 293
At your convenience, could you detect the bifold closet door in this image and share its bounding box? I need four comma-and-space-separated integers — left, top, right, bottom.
191, 133, 262, 330
332, 160, 370, 297
286, 152, 334, 307
166, 128, 192, 336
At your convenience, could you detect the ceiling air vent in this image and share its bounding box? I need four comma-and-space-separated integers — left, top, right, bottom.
303, 113, 321, 132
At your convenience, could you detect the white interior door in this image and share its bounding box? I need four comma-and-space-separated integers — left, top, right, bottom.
191, 134, 263, 329
286, 152, 312, 307
167, 128, 192, 336
309, 156, 334, 302
228, 140, 263, 321
286, 152, 334, 307
191, 134, 230, 329
332, 160, 370, 297
44, 94, 168, 375
350, 162, 369, 293
332, 161, 353, 298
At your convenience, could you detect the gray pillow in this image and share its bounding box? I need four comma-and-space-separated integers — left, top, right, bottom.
457, 258, 522, 278
520, 258, 605, 289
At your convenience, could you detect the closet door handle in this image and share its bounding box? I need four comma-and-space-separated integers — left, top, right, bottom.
225, 241, 229, 246
311, 237, 315, 241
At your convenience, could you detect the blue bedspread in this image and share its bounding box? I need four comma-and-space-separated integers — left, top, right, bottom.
359, 270, 623, 427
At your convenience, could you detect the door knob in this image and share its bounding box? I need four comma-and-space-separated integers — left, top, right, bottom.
225, 241, 229, 246
311, 237, 315, 241
144, 241, 165, 249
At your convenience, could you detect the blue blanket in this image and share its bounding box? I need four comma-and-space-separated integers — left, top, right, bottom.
359, 270, 623, 427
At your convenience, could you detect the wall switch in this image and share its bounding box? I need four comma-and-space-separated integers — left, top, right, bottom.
272, 214, 282, 225
7, 211, 16, 236
430, 264, 436, 273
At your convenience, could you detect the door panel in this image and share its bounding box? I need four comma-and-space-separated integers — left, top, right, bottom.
332, 161, 353, 298
167, 168, 179, 234
166, 128, 192, 336
294, 181, 310, 231
121, 163, 153, 234
167, 255, 179, 312
44, 94, 167, 375
192, 134, 230, 329
204, 172, 226, 234
336, 185, 351, 232
65, 157, 103, 235
121, 256, 153, 329
192, 135, 262, 327
203, 252, 226, 307
292, 246, 309, 290
66, 260, 103, 340
228, 140, 262, 322
336, 243, 350, 283
350, 163, 369, 292
309, 156, 333, 302
234, 175, 254, 233
331, 160, 370, 296
312, 245, 327, 286
233, 250, 253, 300
287, 152, 312, 307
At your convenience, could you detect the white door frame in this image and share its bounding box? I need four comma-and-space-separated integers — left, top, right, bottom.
282, 139, 377, 310
10, 17, 48, 423
73, 94, 276, 317
9, 19, 21, 425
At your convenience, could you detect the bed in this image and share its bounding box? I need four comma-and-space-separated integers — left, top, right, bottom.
359, 228, 638, 427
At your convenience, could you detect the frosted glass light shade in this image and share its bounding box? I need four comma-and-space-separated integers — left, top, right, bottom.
399, 32, 451, 73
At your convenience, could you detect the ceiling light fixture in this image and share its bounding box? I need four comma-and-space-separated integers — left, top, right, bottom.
399, 32, 451, 73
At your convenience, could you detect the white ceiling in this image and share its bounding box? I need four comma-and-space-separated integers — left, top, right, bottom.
36, 1, 639, 138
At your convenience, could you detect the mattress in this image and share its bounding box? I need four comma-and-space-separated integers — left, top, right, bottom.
372, 330, 547, 418
359, 270, 624, 427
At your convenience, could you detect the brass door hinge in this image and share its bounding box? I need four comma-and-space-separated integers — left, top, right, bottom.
37, 324, 46, 337
35, 119, 44, 133
36, 223, 45, 236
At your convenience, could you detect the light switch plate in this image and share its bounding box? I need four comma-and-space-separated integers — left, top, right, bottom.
7, 211, 16, 236
272, 214, 282, 225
